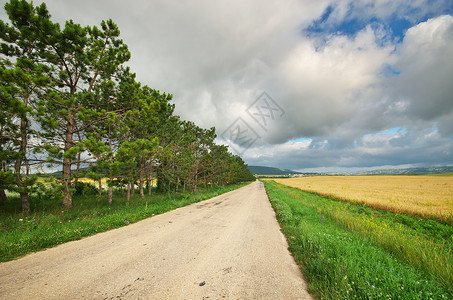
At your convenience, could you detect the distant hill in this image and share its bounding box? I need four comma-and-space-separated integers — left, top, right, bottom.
247, 165, 301, 175
332, 166, 453, 175
247, 165, 453, 176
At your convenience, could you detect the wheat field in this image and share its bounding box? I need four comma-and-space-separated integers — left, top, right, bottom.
274, 175, 453, 221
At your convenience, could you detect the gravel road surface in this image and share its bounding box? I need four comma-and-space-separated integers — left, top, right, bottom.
0, 181, 312, 299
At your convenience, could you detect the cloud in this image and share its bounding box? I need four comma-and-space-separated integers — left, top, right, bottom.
263, 24, 395, 144
238, 13, 453, 170
390, 15, 453, 134
243, 127, 453, 171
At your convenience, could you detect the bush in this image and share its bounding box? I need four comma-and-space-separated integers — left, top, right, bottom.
74, 182, 98, 196
34, 182, 63, 202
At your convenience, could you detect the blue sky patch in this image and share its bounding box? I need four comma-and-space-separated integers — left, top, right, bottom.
289, 137, 312, 143
381, 64, 401, 77
305, 2, 453, 42
364, 127, 407, 137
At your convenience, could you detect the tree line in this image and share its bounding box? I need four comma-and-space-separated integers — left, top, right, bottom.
0, 0, 255, 213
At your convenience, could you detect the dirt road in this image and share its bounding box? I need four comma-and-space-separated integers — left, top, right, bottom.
0, 181, 312, 299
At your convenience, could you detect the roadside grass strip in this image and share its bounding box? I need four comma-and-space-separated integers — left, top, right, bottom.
0, 183, 248, 262
263, 180, 453, 299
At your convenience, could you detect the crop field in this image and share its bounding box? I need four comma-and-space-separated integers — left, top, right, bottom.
263, 180, 453, 299
274, 175, 453, 222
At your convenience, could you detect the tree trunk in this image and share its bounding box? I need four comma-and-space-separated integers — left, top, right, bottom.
148, 165, 153, 195
107, 176, 113, 203
62, 111, 75, 207
15, 97, 31, 213
131, 181, 135, 197
98, 179, 102, 198
0, 190, 8, 205
147, 179, 152, 195
20, 192, 30, 213
108, 186, 113, 204
139, 158, 145, 199
126, 182, 131, 201
193, 158, 199, 193
204, 171, 207, 188
139, 181, 144, 198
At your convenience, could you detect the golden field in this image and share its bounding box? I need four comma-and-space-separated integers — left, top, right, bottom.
274, 175, 453, 221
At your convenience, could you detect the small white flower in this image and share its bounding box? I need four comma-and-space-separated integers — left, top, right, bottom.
19, 219, 23, 222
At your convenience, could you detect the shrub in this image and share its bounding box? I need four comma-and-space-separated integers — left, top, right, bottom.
74, 182, 98, 196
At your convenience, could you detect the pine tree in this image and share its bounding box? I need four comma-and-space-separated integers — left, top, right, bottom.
0, 1, 132, 207
0, 1, 52, 211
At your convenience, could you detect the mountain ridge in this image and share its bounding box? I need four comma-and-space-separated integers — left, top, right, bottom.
247, 165, 301, 175
330, 166, 453, 175
247, 165, 453, 176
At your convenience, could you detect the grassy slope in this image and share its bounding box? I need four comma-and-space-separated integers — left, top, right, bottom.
263, 180, 452, 299
0, 183, 249, 262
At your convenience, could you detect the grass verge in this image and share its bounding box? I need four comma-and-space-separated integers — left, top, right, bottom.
0, 182, 249, 262
263, 180, 453, 299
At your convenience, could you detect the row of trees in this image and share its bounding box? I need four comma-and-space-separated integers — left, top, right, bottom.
0, 0, 254, 213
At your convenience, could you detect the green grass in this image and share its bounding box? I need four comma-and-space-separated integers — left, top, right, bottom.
263, 180, 453, 299
0, 183, 249, 262
390, 172, 453, 177
423, 172, 453, 176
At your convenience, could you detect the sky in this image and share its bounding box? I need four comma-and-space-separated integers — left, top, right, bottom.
2, 0, 453, 172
